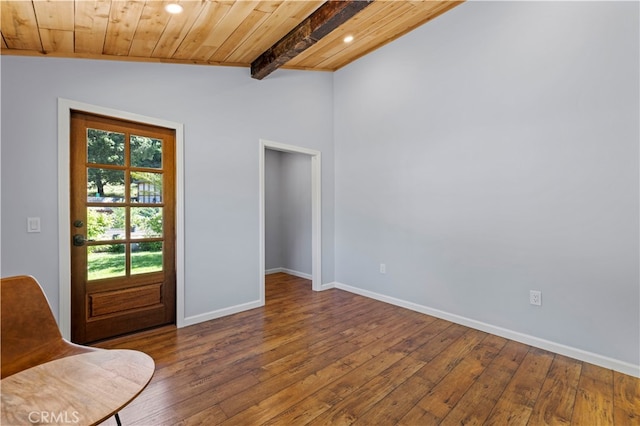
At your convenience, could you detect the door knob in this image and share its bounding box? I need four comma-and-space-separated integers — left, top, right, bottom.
73, 234, 86, 247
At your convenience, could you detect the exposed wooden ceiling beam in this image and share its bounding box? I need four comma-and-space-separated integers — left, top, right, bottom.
251, 0, 374, 80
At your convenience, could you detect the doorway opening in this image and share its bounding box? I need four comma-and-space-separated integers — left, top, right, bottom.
259, 140, 322, 304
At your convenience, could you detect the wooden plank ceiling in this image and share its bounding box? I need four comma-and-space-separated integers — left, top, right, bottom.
0, 0, 462, 78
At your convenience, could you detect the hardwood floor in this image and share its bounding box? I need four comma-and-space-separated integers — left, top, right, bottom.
96, 273, 640, 425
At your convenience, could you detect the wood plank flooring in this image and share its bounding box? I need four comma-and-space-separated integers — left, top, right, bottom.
95, 273, 640, 425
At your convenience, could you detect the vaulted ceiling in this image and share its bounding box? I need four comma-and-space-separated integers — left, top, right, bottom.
0, 0, 462, 79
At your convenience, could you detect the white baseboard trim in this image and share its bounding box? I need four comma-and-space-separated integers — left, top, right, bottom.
265, 267, 312, 280
334, 282, 640, 378
320, 282, 336, 291
182, 299, 263, 327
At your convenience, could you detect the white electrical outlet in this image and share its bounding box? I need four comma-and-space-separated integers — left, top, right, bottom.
379, 263, 386, 274
530, 290, 541, 306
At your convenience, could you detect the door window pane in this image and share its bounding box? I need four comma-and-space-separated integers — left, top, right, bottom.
131, 135, 162, 169
87, 168, 125, 202
131, 207, 163, 239
87, 129, 125, 166
131, 242, 163, 275
87, 244, 126, 280
87, 207, 126, 241
130, 172, 162, 203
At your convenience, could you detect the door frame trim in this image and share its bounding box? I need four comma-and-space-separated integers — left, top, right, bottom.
57, 98, 185, 339
259, 139, 322, 303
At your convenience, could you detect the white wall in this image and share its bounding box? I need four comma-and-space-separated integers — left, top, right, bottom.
0, 56, 335, 320
265, 150, 283, 270
265, 150, 312, 276
334, 1, 639, 370
280, 152, 312, 275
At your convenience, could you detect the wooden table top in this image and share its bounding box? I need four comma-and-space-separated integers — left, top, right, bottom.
1, 349, 154, 426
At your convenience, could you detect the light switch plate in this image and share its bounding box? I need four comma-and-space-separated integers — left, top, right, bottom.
27, 217, 41, 233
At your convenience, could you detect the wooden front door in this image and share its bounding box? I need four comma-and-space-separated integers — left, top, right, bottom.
70, 111, 176, 344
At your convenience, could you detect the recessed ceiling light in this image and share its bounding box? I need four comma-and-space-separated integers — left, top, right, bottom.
343, 35, 354, 43
165, 3, 183, 14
